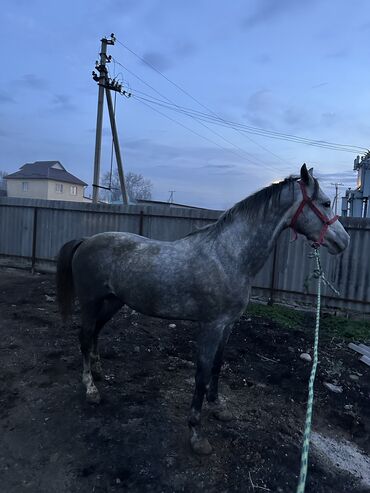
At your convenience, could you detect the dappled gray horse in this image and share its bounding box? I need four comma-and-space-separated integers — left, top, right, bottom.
56, 164, 349, 454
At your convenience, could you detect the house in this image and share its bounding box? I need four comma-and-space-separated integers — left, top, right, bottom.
341, 152, 370, 218
5, 161, 88, 202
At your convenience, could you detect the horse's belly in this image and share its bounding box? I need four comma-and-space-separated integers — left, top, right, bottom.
120, 284, 200, 321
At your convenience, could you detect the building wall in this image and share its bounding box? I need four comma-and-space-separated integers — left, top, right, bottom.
6, 179, 85, 202
6, 179, 48, 199
46, 180, 85, 202
342, 155, 370, 218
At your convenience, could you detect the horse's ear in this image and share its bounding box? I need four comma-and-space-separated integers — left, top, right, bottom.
308, 167, 314, 176
300, 163, 310, 184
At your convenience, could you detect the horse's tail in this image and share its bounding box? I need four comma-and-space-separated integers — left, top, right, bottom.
56, 238, 84, 323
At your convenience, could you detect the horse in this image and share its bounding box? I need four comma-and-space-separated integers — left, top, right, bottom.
56, 164, 349, 455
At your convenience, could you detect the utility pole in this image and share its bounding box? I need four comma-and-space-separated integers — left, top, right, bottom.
168, 190, 175, 204
331, 182, 344, 215
105, 87, 129, 204
92, 34, 130, 204
92, 36, 113, 203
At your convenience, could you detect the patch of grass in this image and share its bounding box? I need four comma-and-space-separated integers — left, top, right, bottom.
246, 302, 305, 330
320, 314, 370, 341
246, 302, 370, 341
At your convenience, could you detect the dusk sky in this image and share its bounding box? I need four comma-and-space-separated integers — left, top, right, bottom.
1, 0, 370, 209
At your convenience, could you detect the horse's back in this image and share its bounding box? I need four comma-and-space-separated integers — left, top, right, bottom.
84, 231, 157, 248
70, 231, 219, 318
72, 230, 188, 286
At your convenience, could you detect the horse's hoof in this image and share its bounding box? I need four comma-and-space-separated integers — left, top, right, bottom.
86, 388, 101, 404
190, 436, 213, 455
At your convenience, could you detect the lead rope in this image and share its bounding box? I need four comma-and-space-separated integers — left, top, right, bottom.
296, 248, 339, 493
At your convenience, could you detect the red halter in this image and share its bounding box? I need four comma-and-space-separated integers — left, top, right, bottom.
290, 180, 339, 247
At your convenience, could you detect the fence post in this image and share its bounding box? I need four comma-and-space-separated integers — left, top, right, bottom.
31, 208, 38, 274
139, 210, 144, 236
268, 243, 278, 305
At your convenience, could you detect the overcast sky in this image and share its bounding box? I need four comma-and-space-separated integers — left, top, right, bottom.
1, 0, 369, 209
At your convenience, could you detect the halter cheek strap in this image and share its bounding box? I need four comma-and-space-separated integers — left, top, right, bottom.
290, 180, 339, 247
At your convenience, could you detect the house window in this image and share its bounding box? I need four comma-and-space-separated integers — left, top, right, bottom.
70, 185, 77, 196
22, 182, 29, 192
55, 183, 64, 193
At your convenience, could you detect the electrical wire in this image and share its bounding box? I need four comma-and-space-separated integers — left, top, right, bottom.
131, 94, 366, 154
113, 47, 291, 167
112, 57, 290, 172
112, 57, 283, 171
135, 97, 269, 170
114, 39, 368, 156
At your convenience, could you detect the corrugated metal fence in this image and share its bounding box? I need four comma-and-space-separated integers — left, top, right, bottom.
1, 197, 369, 314
252, 217, 370, 314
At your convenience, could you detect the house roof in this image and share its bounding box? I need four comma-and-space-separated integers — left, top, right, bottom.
5, 161, 87, 186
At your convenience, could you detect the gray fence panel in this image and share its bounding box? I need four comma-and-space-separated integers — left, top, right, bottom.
245, 218, 370, 313
34, 208, 141, 260
0, 205, 34, 257
0, 197, 222, 261
1, 197, 369, 314
251, 244, 275, 293
337, 223, 370, 304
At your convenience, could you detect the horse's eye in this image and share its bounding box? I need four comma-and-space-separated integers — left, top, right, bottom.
323, 201, 331, 208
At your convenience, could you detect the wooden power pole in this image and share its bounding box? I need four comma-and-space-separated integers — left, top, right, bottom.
331, 182, 344, 215
92, 34, 129, 204
105, 87, 129, 204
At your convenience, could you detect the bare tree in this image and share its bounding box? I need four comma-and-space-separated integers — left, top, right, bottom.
101, 169, 153, 203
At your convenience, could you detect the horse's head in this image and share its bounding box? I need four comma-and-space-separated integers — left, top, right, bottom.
290, 164, 350, 254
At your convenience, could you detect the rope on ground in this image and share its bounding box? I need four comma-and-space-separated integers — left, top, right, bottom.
296, 248, 339, 493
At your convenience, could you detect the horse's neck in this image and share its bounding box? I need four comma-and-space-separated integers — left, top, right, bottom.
216, 196, 293, 277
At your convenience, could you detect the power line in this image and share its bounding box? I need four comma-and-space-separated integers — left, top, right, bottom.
112, 57, 283, 172
134, 97, 266, 169
116, 38, 287, 159
114, 39, 368, 156
111, 58, 269, 167
110, 58, 364, 179
116, 38, 221, 114
112, 48, 291, 169
131, 94, 367, 154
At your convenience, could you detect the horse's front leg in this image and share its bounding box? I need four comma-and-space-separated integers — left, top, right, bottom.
188, 321, 226, 455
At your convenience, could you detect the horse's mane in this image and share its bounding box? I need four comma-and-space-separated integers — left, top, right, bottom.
187, 175, 300, 238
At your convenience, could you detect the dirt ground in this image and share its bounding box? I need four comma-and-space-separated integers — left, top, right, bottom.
0, 267, 369, 493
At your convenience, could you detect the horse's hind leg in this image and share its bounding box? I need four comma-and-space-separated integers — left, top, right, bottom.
206, 324, 234, 422
91, 297, 123, 377
188, 321, 225, 455
79, 304, 101, 404
80, 297, 123, 402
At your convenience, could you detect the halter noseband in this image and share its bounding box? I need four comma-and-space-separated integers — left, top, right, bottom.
290, 180, 339, 247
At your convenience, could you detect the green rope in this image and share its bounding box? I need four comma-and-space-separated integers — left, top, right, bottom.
296, 249, 321, 493
296, 248, 339, 493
